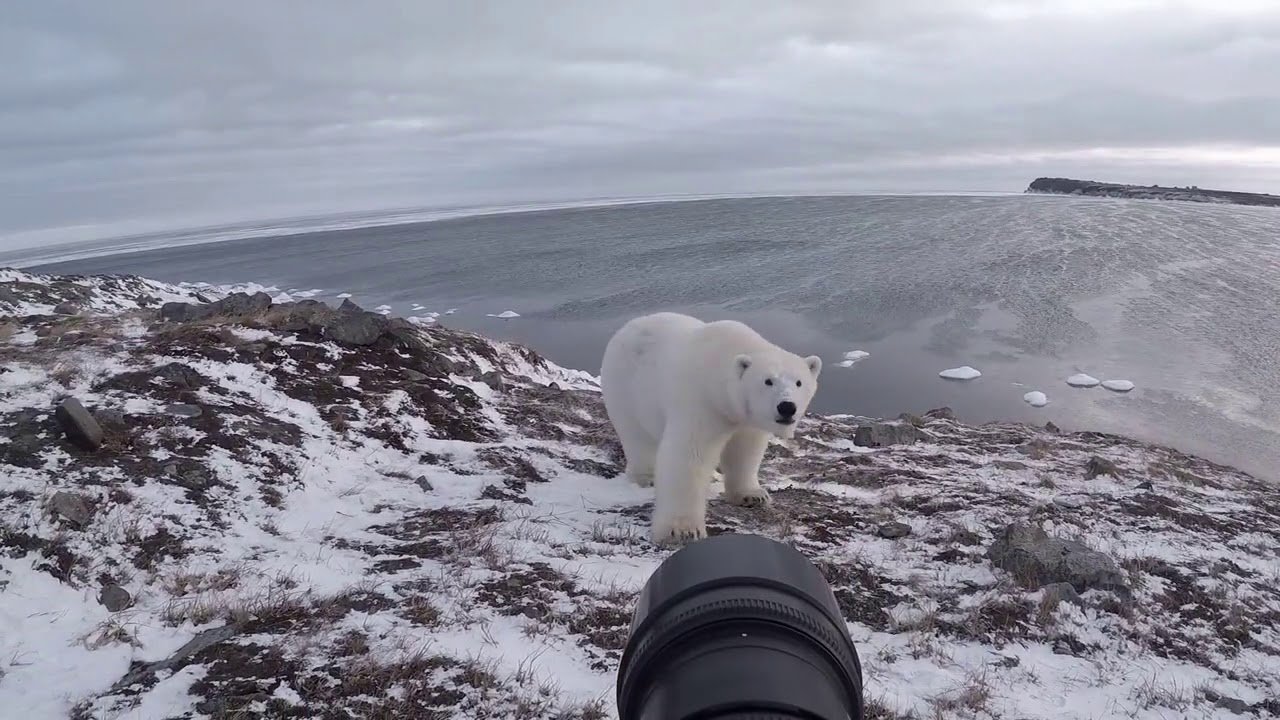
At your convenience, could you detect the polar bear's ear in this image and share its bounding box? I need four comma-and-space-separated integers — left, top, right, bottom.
805, 355, 822, 378
735, 354, 753, 378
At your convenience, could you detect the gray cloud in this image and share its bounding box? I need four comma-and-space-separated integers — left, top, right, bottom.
2, 0, 1279, 248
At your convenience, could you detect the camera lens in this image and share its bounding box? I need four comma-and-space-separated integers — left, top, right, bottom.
617, 533, 864, 720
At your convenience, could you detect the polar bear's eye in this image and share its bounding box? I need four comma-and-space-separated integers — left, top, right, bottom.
796, 380, 802, 387
764, 379, 773, 387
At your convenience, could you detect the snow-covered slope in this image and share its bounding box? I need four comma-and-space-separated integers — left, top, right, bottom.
1, 271, 1277, 719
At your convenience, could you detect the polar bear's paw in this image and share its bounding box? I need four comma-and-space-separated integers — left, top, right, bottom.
651, 514, 708, 545
725, 485, 771, 508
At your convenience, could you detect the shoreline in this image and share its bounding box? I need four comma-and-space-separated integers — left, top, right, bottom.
2, 269, 1277, 719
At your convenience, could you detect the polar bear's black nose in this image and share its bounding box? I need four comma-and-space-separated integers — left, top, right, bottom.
776, 401, 797, 419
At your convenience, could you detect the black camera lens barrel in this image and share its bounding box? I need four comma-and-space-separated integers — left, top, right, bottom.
617, 533, 864, 720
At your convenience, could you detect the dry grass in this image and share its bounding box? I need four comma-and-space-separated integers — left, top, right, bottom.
1130, 675, 1193, 712
928, 670, 993, 719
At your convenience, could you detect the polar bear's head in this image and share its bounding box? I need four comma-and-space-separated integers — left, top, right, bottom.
734, 351, 822, 438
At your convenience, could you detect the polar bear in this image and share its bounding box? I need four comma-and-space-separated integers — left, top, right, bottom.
600, 312, 822, 544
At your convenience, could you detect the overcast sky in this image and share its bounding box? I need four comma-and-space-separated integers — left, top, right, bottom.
3, 0, 1279, 249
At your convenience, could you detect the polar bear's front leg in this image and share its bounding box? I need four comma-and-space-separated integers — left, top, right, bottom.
721, 429, 771, 507
651, 422, 726, 545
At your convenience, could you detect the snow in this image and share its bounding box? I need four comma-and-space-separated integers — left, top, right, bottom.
1023, 390, 1049, 407
1103, 379, 1135, 392
1067, 373, 1101, 388
4, 269, 1277, 720
488, 310, 521, 319
335, 292, 352, 299
939, 365, 982, 380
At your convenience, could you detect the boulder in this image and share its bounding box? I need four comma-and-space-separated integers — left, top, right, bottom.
55, 398, 104, 451
854, 421, 924, 448
49, 491, 95, 528
52, 301, 79, 316
1041, 582, 1083, 607
924, 407, 956, 421
987, 523, 1129, 596
1085, 456, 1121, 480
165, 404, 203, 419
479, 371, 506, 392
415, 475, 435, 492
160, 292, 272, 323
99, 585, 133, 612
876, 521, 912, 539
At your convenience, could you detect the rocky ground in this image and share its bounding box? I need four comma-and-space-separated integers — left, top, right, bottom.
1, 269, 1278, 720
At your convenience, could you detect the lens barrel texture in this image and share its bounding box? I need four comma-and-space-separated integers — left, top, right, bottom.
617, 533, 864, 720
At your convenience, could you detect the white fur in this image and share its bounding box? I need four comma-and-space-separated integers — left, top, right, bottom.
600, 312, 822, 544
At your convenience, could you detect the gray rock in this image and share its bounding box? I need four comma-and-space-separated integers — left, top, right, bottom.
402, 368, 429, 383
52, 301, 79, 315
55, 398, 104, 451
160, 292, 272, 323
165, 404, 203, 418
243, 342, 268, 354
415, 475, 434, 492
323, 310, 386, 346
876, 521, 912, 539
93, 408, 128, 434
49, 491, 95, 528
1214, 696, 1250, 715
479, 371, 506, 392
99, 585, 132, 612
1085, 456, 1121, 480
924, 406, 956, 421
1044, 421, 1061, 434
897, 412, 925, 427
987, 523, 1129, 596
108, 623, 241, 693
994, 460, 1030, 471
854, 421, 924, 448
1041, 582, 1083, 607
1137, 481, 1153, 490
1052, 494, 1089, 509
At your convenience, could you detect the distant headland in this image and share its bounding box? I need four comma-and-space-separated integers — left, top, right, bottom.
1026, 177, 1280, 208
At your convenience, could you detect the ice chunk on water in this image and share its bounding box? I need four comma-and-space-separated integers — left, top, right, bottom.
939, 366, 982, 380
488, 310, 521, 319
444, 308, 457, 315
1067, 373, 1101, 388
335, 292, 352, 299
1023, 391, 1049, 407
837, 350, 869, 368
1102, 379, 1135, 392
